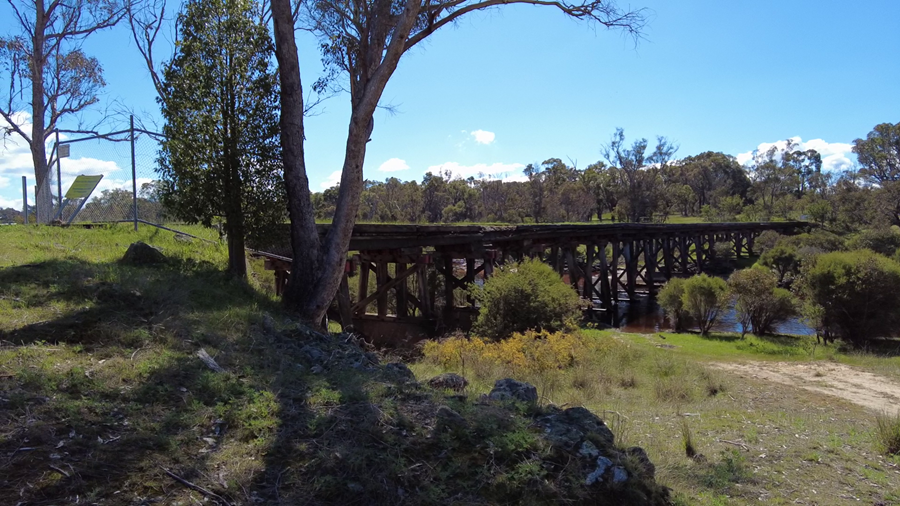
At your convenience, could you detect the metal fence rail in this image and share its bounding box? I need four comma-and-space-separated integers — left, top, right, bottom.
40, 117, 166, 229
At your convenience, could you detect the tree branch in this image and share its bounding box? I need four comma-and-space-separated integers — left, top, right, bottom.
405, 0, 645, 51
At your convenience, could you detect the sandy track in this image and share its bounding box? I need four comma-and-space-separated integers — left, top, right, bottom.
710, 361, 900, 414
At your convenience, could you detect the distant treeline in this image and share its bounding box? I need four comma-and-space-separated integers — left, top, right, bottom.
312, 123, 900, 233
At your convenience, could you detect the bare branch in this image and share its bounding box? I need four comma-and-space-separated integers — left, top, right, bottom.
406, 0, 646, 51
0, 108, 32, 144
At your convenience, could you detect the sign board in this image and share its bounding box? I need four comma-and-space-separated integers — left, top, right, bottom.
58, 144, 70, 158
64, 175, 103, 200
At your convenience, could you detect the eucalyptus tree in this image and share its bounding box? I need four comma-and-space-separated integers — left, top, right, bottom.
601, 127, 677, 222
271, 0, 648, 324
158, 0, 283, 277
1, 0, 126, 222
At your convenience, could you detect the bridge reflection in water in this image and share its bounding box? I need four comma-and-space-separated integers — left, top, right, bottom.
254, 222, 811, 345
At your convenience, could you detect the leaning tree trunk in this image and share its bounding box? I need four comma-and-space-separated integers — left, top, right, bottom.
271, 0, 419, 326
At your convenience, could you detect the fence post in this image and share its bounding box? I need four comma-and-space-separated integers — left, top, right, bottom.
131, 115, 138, 231
55, 130, 62, 215
22, 176, 28, 224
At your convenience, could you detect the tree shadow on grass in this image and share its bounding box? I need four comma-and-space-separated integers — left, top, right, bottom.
0, 257, 298, 505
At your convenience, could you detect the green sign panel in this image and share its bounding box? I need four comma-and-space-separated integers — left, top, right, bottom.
64, 175, 104, 200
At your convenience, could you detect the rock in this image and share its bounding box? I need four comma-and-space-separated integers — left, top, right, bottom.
427, 373, 468, 392
300, 345, 327, 364
585, 456, 628, 486
384, 362, 416, 383
488, 378, 537, 404
260, 314, 276, 334
562, 407, 614, 448
578, 440, 600, 459
625, 446, 656, 479
434, 405, 468, 433
585, 456, 613, 485
173, 233, 193, 243
537, 406, 614, 451
121, 241, 166, 265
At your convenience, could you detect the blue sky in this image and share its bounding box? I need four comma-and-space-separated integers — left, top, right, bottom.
2, 0, 899, 208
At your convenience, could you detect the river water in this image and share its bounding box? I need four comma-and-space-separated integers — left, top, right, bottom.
591, 293, 816, 336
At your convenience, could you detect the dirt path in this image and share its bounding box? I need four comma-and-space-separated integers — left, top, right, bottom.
711, 361, 900, 414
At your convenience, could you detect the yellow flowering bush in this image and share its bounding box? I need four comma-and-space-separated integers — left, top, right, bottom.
423, 330, 604, 375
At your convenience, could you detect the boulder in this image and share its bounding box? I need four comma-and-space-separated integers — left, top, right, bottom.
434, 405, 468, 433
121, 241, 166, 265
537, 406, 614, 451
427, 373, 469, 392
488, 378, 538, 404
384, 362, 416, 383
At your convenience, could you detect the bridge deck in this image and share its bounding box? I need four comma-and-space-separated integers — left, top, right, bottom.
253, 221, 808, 257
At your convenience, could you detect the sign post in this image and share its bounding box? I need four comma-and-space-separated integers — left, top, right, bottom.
55, 175, 104, 224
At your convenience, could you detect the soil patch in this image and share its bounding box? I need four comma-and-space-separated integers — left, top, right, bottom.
711, 361, 900, 414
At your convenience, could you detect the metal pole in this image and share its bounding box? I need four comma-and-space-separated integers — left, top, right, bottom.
130, 115, 138, 231
22, 176, 28, 224
55, 130, 62, 215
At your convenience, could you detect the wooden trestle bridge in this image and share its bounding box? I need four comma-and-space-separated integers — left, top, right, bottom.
255, 221, 810, 344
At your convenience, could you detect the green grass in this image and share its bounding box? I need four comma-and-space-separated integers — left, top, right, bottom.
413, 329, 900, 505
0, 224, 673, 505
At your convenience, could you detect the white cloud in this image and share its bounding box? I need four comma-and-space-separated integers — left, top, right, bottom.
426, 161, 526, 182
378, 157, 410, 172
320, 170, 342, 189
0, 196, 22, 210
0, 176, 9, 189
471, 130, 496, 145
736, 137, 855, 172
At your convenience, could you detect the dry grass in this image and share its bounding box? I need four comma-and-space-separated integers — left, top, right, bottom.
413, 329, 900, 505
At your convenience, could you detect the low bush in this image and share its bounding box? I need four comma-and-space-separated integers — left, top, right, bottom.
728, 268, 796, 336
799, 249, 900, 346
681, 274, 729, 336
875, 411, 900, 456
847, 227, 900, 257
754, 230, 783, 254
658, 277, 687, 332
470, 258, 583, 340
759, 244, 801, 284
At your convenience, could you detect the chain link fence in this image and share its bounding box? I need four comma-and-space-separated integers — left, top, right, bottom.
40, 120, 166, 226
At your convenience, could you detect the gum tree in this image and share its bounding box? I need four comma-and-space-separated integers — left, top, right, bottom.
0, 0, 126, 222
271, 0, 648, 325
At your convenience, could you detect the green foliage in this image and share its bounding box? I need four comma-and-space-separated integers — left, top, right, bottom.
759, 243, 801, 284
681, 274, 729, 336
799, 249, 900, 345
848, 227, 900, 257
159, 0, 284, 275
754, 230, 783, 254
471, 258, 582, 340
874, 411, 900, 456
658, 278, 687, 332
727, 268, 796, 336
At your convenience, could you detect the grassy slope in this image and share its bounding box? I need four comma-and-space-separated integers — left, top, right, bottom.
0, 224, 670, 506
412, 330, 900, 506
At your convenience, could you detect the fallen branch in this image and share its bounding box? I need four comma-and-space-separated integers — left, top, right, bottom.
48, 464, 70, 477
196, 349, 225, 373
162, 467, 232, 506
717, 439, 750, 451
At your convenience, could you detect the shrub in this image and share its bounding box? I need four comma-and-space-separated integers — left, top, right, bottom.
658, 278, 687, 332
759, 244, 800, 284
754, 230, 783, 254
799, 249, 900, 346
727, 268, 796, 337
681, 274, 729, 336
848, 227, 900, 257
471, 258, 582, 340
875, 411, 900, 456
